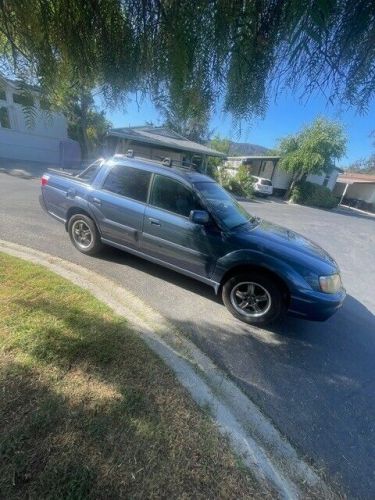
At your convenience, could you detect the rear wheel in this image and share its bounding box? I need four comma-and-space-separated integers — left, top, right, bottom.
68, 214, 103, 255
222, 272, 285, 326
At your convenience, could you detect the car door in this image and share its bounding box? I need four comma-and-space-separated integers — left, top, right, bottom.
141, 174, 216, 277
88, 164, 151, 249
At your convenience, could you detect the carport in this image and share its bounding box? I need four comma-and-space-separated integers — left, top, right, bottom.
334, 172, 375, 212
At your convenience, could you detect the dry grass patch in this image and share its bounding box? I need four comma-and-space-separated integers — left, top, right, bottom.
0, 253, 270, 499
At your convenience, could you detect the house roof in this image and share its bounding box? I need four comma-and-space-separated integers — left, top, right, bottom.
0, 74, 40, 93
107, 126, 226, 158
337, 172, 375, 185
226, 155, 280, 161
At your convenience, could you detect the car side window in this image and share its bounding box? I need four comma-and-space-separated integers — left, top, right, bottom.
150, 175, 202, 217
103, 165, 151, 203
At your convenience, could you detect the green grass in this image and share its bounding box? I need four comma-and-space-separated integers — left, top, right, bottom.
0, 253, 269, 499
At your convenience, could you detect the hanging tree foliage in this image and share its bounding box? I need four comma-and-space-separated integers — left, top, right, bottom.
0, 0, 374, 122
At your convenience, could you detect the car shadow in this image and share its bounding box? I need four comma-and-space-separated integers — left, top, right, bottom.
92, 242, 375, 495
95, 245, 222, 304
242, 196, 286, 205
161, 293, 375, 498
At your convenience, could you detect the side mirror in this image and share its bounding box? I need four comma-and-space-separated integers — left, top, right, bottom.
189, 210, 210, 225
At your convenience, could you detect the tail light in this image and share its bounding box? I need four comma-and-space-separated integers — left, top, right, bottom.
41, 174, 49, 186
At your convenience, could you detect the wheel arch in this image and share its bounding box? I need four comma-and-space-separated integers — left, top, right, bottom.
219, 264, 290, 307
65, 207, 97, 232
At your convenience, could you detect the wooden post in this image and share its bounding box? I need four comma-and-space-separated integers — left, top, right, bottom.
270, 159, 278, 180
202, 155, 208, 174
258, 160, 263, 176
339, 183, 349, 205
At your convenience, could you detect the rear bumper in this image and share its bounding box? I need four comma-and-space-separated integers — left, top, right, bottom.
39, 193, 48, 213
254, 188, 273, 196
288, 288, 346, 321
39, 193, 66, 224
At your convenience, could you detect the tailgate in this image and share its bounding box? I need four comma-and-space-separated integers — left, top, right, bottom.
41, 172, 82, 221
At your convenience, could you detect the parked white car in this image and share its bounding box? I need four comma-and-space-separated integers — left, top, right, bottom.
253, 176, 273, 196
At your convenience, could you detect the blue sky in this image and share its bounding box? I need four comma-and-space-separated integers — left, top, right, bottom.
101, 89, 374, 167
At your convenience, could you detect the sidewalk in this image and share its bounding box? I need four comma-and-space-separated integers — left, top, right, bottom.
0, 158, 59, 179
0, 239, 337, 500
0, 158, 83, 179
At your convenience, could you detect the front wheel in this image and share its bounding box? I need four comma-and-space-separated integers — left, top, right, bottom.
68, 214, 103, 256
222, 272, 285, 326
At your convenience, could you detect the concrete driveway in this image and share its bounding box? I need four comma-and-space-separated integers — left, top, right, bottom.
1, 174, 375, 498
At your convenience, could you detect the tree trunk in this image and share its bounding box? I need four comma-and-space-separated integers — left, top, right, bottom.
79, 92, 90, 160
284, 171, 306, 200
285, 175, 297, 200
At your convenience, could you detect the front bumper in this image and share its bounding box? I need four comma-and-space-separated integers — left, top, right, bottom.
288, 287, 346, 321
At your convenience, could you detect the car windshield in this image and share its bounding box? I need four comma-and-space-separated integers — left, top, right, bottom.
260, 179, 272, 186
195, 181, 257, 230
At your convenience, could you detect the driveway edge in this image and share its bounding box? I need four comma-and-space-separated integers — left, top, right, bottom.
0, 239, 335, 499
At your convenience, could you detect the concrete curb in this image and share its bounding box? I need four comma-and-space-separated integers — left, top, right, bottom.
0, 240, 336, 499
337, 204, 375, 218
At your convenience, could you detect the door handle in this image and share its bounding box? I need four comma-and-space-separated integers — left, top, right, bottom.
66, 188, 76, 198
91, 197, 102, 206
149, 217, 161, 226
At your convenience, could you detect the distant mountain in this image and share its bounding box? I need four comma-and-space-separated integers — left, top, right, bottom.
227, 141, 271, 156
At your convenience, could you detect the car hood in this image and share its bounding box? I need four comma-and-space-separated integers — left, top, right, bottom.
235, 218, 338, 271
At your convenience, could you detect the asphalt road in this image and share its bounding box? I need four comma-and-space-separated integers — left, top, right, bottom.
1, 173, 375, 498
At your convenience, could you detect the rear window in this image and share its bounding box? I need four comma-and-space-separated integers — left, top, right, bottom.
260, 179, 272, 186
102, 165, 151, 203
77, 160, 103, 184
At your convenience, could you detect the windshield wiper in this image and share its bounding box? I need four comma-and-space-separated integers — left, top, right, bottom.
231, 217, 260, 230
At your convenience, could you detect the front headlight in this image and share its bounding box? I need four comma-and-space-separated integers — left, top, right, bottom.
319, 274, 342, 294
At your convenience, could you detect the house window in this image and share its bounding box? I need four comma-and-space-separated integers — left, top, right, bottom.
0, 107, 11, 128
40, 97, 51, 110
0, 89, 6, 101
323, 174, 330, 187
13, 93, 34, 107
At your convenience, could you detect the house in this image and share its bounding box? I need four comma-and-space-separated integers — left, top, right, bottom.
106, 125, 225, 170
0, 74, 80, 167
224, 155, 341, 196
333, 172, 375, 212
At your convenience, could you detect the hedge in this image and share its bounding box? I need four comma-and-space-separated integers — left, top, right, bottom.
290, 180, 339, 209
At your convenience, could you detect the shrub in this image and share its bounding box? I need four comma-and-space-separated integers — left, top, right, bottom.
290, 180, 339, 209
219, 165, 254, 198
235, 165, 255, 198
221, 177, 247, 197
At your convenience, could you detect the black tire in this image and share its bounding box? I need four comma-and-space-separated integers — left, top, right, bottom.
222, 271, 285, 326
68, 214, 103, 256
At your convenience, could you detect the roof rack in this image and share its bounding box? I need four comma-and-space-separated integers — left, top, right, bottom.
160, 157, 197, 171
112, 152, 197, 171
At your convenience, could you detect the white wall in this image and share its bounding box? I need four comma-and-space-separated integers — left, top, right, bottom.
327, 170, 339, 190
0, 127, 63, 163
306, 173, 324, 186
9, 104, 67, 139
0, 79, 70, 164
306, 170, 339, 191
223, 157, 340, 192
346, 183, 375, 203
271, 166, 291, 189
223, 158, 242, 176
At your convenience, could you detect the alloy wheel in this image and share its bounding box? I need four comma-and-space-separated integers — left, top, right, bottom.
230, 281, 272, 318
72, 219, 93, 249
